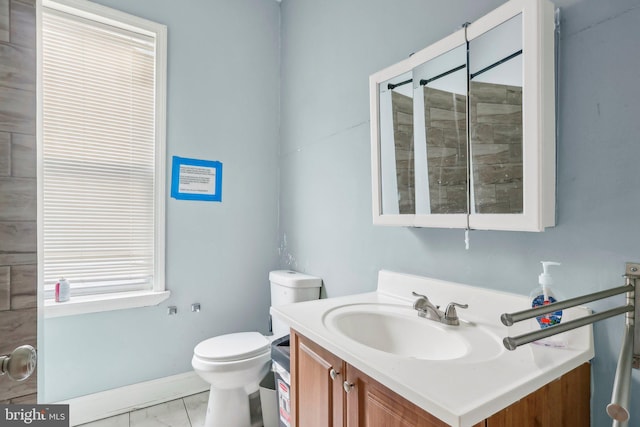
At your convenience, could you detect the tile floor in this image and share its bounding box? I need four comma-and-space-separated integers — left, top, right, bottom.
76, 390, 269, 427
78, 391, 208, 427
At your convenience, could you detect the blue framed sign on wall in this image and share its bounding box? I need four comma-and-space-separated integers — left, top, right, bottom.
171, 156, 223, 202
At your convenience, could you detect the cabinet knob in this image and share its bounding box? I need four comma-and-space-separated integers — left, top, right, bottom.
330, 368, 340, 380
343, 381, 354, 393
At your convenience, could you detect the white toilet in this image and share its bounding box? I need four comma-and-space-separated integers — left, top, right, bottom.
192, 270, 322, 427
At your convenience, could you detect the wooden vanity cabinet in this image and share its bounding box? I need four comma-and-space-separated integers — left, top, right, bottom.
291, 330, 345, 427
291, 330, 590, 427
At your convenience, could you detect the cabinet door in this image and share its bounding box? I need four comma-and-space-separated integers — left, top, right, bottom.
291, 331, 345, 427
345, 364, 476, 427
485, 363, 590, 427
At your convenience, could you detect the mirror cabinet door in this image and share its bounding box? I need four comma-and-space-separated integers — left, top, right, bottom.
377, 71, 415, 218
413, 44, 468, 217
467, 0, 556, 231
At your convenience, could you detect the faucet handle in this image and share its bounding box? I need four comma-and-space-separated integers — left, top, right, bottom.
412, 292, 439, 311
443, 302, 468, 325
411, 291, 428, 299
412, 292, 429, 312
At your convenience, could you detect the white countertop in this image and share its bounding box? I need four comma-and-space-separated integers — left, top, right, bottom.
270, 270, 594, 427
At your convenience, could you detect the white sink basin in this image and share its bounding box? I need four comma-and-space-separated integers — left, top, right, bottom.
323, 303, 503, 362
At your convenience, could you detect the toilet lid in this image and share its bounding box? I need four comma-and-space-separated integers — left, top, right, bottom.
194, 332, 270, 362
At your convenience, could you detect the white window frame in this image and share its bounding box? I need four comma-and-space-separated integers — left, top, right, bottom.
37, 0, 169, 318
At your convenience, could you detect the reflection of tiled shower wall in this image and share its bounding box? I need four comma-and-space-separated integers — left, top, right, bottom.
424, 87, 467, 214
391, 91, 414, 214
0, 0, 37, 403
469, 81, 523, 214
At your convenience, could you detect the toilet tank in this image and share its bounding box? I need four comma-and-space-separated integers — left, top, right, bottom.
270, 270, 321, 337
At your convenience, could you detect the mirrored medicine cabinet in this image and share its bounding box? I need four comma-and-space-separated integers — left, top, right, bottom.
370, 0, 556, 231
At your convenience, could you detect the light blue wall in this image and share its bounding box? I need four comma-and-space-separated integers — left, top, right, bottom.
43, 0, 281, 402
278, 0, 640, 425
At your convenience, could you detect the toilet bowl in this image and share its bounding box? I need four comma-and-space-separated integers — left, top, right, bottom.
192, 332, 271, 427
192, 270, 322, 427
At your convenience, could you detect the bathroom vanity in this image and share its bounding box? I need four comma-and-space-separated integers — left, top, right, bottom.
291, 330, 589, 427
270, 271, 594, 427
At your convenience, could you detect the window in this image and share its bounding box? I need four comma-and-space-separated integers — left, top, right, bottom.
40, 0, 168, 316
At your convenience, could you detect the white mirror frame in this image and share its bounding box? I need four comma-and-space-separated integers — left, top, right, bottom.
369, 0, 556, 232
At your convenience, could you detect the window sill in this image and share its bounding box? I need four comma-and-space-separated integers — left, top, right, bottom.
44, 290, 171, 319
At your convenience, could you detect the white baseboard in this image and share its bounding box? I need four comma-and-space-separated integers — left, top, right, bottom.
57, 371, 209, 426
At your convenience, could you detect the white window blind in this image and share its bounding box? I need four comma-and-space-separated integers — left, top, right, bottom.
42, 5, 163, 298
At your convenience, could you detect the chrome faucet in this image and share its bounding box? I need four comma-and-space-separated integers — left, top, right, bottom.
412, 292, 468, 326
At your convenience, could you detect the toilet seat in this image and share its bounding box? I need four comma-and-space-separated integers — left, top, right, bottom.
194, 332, 270, 362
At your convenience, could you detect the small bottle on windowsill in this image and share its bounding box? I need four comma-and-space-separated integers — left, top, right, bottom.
55, 278, 70, 302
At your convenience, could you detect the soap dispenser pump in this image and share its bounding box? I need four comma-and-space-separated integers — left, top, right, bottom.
530, 261, 563, 329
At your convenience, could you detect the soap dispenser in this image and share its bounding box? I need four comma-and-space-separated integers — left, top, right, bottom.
529, 261, 566, 347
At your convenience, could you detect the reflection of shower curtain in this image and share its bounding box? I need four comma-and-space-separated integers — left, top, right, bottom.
391, 91, 415, 214
423, 87, 467, 214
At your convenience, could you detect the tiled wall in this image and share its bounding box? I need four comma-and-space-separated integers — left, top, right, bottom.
0, 0, 37, 403
469, 81, 523, 214
424, 87, 467, 214
391, 91, 414, 214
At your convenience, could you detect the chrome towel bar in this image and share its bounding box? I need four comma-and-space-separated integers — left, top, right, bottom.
500, 284, 633, 327
502, 304, 633, 350
500, 262, 638, 427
